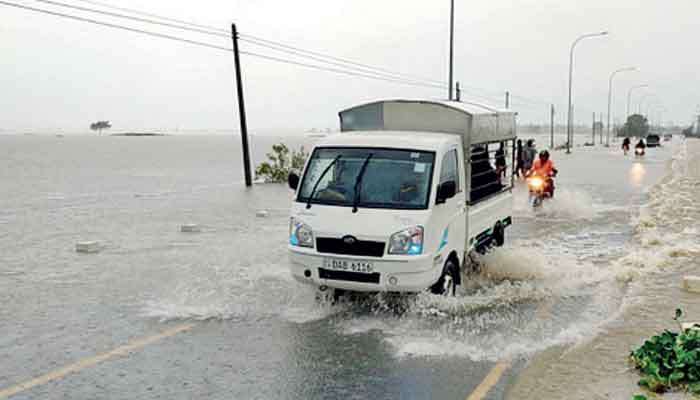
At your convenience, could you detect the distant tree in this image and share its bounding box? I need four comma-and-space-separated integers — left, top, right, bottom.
620, 114, 650, 138
90, 121, 112, 136
255, 143, 308, 183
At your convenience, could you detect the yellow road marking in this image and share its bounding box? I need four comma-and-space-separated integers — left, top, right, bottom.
465, 360, 511, 400
0, 323, 195, 399
465, 299, 553, 399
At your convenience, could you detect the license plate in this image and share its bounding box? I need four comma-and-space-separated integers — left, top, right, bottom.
322, 258, 374, 273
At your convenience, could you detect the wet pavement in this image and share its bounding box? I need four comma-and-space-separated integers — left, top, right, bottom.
0, 134, 690, 399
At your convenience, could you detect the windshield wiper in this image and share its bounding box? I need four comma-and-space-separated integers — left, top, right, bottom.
306, 155, 342, 209
352, 153, 373, 213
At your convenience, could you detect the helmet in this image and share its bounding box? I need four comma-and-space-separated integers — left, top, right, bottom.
539, 150, 550, 161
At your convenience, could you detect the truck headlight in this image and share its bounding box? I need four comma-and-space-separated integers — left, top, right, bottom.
289, 218, 314, 248
388, 226, 423, 255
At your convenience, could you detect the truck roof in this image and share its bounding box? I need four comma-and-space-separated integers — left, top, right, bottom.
313, 130, 459, 152
338, 98, 517, 145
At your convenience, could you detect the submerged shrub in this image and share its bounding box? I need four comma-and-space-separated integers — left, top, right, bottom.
255, 143, 307, 183
630, 309, 700, 396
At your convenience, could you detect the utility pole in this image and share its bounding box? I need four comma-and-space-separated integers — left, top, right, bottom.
599, 114, 603, 144
231, 23, 252, 187
448, 0, 454, 100
592, 112, 596, 145
505, 91, 510, 109
455, 82, 461, 101
550, 104, 555, 149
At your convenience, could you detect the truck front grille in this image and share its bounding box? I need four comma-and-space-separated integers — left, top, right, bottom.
316, 237, 385, 257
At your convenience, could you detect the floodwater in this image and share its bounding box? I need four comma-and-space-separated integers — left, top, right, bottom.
0, 133, 694, 399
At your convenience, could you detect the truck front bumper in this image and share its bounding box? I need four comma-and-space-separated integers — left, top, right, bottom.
288, 248, 443, 292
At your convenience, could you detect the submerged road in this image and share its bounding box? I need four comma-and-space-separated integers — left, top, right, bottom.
0, 135, 679, 399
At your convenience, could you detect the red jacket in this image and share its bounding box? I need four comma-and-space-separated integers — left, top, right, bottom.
529, 159, 556, 177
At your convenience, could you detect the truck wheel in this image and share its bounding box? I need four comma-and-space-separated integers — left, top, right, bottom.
493, 223, 505, 247
430, 259, 459, 296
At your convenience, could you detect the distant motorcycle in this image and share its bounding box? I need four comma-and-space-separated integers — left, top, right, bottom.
527, 174, 554, 207
635, 146, 645, 157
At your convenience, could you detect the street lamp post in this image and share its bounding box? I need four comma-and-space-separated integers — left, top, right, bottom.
626, 84, 648, 119
566, 31, 609, 154
606, 67, 636, 147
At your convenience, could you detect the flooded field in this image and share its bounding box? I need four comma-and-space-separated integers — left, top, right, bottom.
0, 133, 695, 399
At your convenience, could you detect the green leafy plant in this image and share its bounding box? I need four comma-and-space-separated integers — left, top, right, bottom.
630, 309, 700, 396
255, 143, 308, 183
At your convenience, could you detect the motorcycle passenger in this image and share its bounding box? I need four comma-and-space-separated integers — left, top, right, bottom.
527, 150, 558, 197
622, 137, 631, 155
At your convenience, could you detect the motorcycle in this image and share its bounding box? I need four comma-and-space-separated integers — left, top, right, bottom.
527, 174, 553, 208
635, 146, 645, 157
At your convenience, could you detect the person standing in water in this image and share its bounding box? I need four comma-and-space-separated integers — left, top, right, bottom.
522, 139, 537, 171
515, 139, 524, 178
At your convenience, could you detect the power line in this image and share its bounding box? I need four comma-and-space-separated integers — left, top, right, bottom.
71, 0, 228, 34
30, 0, 450, 89
239, 33, 447, 86
43, 0, 447, 87
240, 37, 447, 88
240, 51, 445, 90
0, 1, 447, 90
33, 0, 560, 107
0, 0, 233, 51
4, 0, 565, 110
32, 0, 228, 37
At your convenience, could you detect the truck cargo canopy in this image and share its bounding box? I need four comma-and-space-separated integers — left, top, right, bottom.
339, 99, 517, 145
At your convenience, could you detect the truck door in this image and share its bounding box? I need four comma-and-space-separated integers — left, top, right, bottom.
434, 147, 466, 259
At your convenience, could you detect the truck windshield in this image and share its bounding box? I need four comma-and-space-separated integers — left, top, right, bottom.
297, 147, 435, 210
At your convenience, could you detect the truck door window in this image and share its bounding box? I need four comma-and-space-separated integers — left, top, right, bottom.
439, 149, 459, 191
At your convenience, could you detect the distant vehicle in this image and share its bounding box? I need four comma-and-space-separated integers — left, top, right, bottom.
646, 134, 661, 147
287, 99, 515, 296
663, 133, 672, 142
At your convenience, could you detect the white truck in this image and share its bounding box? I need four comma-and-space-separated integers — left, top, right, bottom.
287, 99, 516, 295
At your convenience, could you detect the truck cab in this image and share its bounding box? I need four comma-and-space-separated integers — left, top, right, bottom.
288, 99, 516, 295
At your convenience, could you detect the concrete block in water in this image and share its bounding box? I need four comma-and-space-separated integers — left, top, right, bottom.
256, 210, 269, 218
683, 276, 700, 293
76, 241, 100, 253
180, 224, 201, 233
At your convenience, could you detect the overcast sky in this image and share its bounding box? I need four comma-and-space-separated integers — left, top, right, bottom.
1, 0, 699, 133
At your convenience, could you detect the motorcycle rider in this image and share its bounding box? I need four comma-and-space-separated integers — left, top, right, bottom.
622, 137, 631, 155
527, 150, 558, 197
635, 139, 646, 156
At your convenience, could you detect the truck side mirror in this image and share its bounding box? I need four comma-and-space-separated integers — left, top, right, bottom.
288, 172, 300, 190
436, 180, 456, 204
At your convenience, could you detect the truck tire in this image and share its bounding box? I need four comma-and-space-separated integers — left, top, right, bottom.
430, 259, 459, 296
493, 222, 505, 247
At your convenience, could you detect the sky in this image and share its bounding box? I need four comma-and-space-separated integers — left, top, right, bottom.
1, 0, 699, 134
